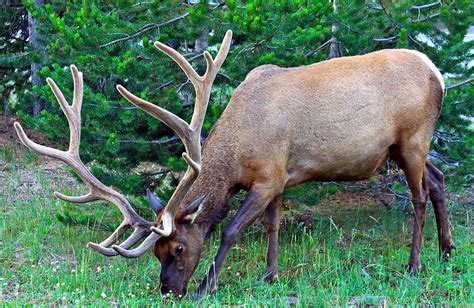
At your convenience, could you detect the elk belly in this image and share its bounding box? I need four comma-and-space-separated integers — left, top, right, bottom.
285, 137, 392, 186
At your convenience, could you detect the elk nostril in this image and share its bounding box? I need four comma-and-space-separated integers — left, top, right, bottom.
160, 285, 170, 295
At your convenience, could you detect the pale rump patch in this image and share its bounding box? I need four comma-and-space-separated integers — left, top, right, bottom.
405, 49, 445, 91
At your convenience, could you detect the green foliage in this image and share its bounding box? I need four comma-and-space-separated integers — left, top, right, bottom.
285, 182, 340, 206
4, 0, 473, 199
334, 0, 473, 184
7, 0, 335, 199
0, 4, 30, 113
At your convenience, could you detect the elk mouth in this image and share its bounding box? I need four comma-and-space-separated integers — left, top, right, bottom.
161, 285, 188, 298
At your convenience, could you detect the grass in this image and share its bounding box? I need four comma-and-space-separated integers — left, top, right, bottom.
0, 146, 472, 306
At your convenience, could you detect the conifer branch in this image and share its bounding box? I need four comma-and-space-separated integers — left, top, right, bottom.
99, 13, 189, 49
410, 1, 442, 11
99, 136, 181, 145
446, 78, 473, 91
373, 35, 398, 42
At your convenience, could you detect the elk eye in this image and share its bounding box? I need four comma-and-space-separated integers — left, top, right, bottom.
175, 244, 184, 256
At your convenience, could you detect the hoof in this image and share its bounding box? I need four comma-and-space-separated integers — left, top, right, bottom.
195, 278, 217, 298
441, 243, 456, 261
262, 272, 278, 284
442, 252, 452, 261
406, 263, 422, 275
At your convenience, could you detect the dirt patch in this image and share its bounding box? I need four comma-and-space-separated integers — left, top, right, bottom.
282, 189, 394, 231
1, 114, 79, 204
1, 113, 64, 170
2, 162, 78, 206
318, 190, 389, 209
1, 114, 45, 148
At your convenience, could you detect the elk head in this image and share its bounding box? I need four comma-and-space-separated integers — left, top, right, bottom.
14, 30, 232, 297
150, 192, 208, 296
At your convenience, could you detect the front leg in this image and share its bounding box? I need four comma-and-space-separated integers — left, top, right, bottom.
196, 184, 280, 296
262, 194, 281, 283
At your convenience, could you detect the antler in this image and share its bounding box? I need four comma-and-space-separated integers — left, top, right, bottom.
14, 65, 154, 257
114, 30, 232, 257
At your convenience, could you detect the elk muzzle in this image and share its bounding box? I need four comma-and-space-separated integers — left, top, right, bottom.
160, 284, 188, 298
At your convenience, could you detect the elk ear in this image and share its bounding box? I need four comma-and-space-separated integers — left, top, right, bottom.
182, 195, 208, 223
147, 189, 164, 215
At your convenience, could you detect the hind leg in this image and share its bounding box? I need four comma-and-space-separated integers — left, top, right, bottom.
262, 194, 281, 283
391, 149, 429, 273
425, 161, 455, 260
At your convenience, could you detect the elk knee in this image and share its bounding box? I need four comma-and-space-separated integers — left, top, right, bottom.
430, 189, 445, 203
221, 228, 238, 247
412, 199, 427, 208
264, 223, 279, 235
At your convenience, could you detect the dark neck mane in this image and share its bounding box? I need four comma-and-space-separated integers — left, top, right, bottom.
177, 112, 241, 238
180, 166, 236, 239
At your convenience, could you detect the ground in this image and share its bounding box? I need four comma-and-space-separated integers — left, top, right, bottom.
0, 124, 472, 306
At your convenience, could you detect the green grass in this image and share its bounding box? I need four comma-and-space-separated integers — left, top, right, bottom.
1, 147, 472, 306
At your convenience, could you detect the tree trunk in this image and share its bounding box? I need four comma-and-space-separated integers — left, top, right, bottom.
195, 29, 209, 52
28, 0, 47, 118
3, 95, 8, 132
328, 33, 341, 59
328, 0, 341, 59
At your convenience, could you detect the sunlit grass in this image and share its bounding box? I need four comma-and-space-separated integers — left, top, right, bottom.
0, 148, 472, 306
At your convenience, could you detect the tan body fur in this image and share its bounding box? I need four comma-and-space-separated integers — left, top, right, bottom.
205, 49, 442, 189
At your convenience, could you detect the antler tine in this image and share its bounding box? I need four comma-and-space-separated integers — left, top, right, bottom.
190, 30, 232, 135
154, 41, 202, 86
45, 66, 82, 155
86, 220, 129, 256
54, 191, 98, 203
201, 29, 233, 84
116, 86, 191, 142
15, 122, 67, 161
112, 232, 161, 258
214, 30, 233, 68
70, 65, 83, 154
71, 65, 83, 113
14, 65, 155, 258
116, 31, 232, 243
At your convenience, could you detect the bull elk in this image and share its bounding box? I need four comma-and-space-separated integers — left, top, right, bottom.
15, 30, 455, 297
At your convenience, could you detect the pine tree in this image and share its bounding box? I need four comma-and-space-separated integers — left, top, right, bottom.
333, 0, 473, 183
12, 0, 335, 200
0, 3, 30, 123
8, 0, 473, 204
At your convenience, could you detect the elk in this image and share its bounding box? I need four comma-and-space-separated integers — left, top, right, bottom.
15, 30, 455, 298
